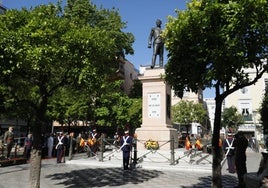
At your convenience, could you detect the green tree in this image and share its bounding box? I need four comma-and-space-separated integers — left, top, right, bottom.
0, 1, 134, 187
260, 88, 268, 136
172, 100, 207, 134
164, 0, 268, 187
94, 84, 142, 130
129, 79, 142, 98
221, 106, 244, 131
47, 87, 94, 129
127, 98, 142, 129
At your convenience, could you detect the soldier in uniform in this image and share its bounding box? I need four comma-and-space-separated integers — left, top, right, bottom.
55, 132, 67, 163
120, 130, 133, 170
4, 126, 15, 159
223, 131, 236, 173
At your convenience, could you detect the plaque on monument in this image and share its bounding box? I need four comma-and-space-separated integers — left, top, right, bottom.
148, 93, 160, 118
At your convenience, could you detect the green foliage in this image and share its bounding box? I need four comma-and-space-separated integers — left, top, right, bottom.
164, 0, 268, 98
221, 106, 244, 130
127, 98, 142, 129
129, 79, 142, 98
0, 1, 135, 187
94, 86, 142, 129
0, 1, 134, 126
172, 100, 206, 125
164, 0, 268, 186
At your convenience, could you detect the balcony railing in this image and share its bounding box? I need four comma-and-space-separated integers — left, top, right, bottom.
243, 114, 253, 122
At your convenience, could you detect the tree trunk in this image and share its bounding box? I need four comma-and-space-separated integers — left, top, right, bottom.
29, 122, 43, 188
29, 149, 42, 188
211, 96, 224, 187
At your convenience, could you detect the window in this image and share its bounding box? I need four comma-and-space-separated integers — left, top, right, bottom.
239, 99, 252, 121
265, 78, 268, 90
240, 87, 248, 94
242, 108, 249, 116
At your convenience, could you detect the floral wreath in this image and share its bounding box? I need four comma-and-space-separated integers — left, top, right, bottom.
144, 139, 159, 150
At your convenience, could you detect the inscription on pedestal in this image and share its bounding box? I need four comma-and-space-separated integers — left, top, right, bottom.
148, 93, 160, 118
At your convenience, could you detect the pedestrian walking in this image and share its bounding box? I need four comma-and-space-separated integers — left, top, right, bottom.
223, 131, 236, 173
120, 130, 133, 170
233, 131, 248, 188
4, 126, 15, 159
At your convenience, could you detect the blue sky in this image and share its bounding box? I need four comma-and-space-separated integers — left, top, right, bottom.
1, 0, 214, 98
2, 0, 187, 68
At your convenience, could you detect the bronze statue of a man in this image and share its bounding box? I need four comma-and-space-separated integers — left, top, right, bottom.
148, 19, 164, 69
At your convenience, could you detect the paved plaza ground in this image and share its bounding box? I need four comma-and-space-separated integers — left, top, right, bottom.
0, 148, 261, 188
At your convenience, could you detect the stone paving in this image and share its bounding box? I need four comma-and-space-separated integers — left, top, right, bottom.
0, 148, 261, 188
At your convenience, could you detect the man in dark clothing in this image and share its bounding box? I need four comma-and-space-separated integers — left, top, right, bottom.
120, 130, 133, 170
24, 133, 33, 161
234, 131, 248, 188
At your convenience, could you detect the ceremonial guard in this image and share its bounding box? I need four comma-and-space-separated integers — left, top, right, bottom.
90, 129, 99, 154
223, 131, 236, 173
55, 132, 67, 163
120, 130, 133, 170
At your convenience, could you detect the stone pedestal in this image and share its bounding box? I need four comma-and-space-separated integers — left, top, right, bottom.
135, 68, 178, 150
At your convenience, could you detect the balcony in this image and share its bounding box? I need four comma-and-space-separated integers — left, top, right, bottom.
243, 114, 253, 122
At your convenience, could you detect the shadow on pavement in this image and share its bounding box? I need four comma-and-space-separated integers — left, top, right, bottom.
181, 174, 238, 188
45, 167, 164, 188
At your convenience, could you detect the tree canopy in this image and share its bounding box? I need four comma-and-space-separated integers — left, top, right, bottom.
172, 100, 206, 124
221, 106, 244, 130
164, 0, 268, 99
0, 1, 135, 187
172, 100, 207, 134
164, 0, 268, 187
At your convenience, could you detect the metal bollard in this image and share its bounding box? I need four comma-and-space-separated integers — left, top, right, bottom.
170, 136, 175, 165
132, 138, 138, 167
68, 133, 73, 161
98, 134, 104, 162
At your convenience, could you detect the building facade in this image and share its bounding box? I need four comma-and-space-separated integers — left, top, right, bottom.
224, 68, 268, 142
0, 4, 6, 14
205, 67, 268, 142
119, 58, 139, 95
